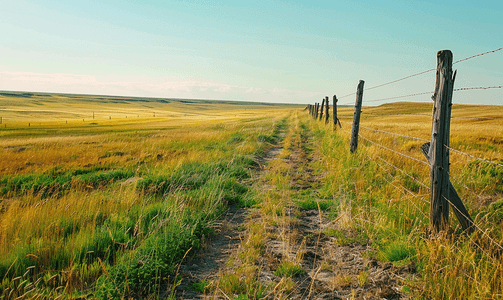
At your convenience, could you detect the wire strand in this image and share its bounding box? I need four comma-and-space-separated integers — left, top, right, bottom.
453, 46, 503, 65
358, 133, 430, 166
446, 145, 503, 168
365, 69, 436, 92
376, 155, 431, 191
454, 86, 502, 92
443, 195, 503, 252
360, 125, 430, 142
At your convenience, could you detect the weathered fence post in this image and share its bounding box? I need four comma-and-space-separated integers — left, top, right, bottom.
350, 80, 365, 152
325, 96, 329, 124
421, 50, 473, 233
320, 99, 325, 120
428, 50, 455, 232
315, 103, 319, 119
333, 95, 341, 129
0, 117, 2, 124
93, 112, 95, 119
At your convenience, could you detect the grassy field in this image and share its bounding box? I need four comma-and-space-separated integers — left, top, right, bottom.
1, 92, 502, 299
323, 102, 503, 299
0, 92, 296, 299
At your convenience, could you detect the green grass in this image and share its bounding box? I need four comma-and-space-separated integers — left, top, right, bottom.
274, 261, 306, 278
187, 279, 211, 293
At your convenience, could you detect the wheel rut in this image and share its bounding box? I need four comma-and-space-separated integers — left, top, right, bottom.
174, 116, 417, 299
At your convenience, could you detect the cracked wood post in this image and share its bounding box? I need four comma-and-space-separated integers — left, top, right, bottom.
320, 98, 325, 121
325, 96, 329, 124
333, 95, 341, 129
428, 50, 456, 232
315, 102, 319, 119
421, 143, 474, 233
350, 80, 364, 153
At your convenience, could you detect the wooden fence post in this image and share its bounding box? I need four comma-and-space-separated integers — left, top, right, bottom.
325, 96, 329, 124
422, 50, 473, 233
0, 117, 2, 124
333, 95, 341, 129
320, 98, 325, 120
428, 50, 455, 232
315, 103, 319, 119
350, 80, 365, 153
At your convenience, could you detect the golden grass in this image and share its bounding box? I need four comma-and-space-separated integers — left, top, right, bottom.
313, 102, 503, 298
0, 93, 295, 298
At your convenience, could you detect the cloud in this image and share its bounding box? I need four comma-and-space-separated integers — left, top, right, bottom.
0, 71, 318, 103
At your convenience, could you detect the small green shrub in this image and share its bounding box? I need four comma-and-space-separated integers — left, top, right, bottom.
274, 261, 306, 277
187, 279, 210, 293
294, 199, 332, 210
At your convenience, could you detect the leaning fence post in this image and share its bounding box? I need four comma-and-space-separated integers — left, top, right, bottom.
325, 96, 329, 124
350, 80, 364, 152
333, 95, 341, 129
320, 98, 325, 120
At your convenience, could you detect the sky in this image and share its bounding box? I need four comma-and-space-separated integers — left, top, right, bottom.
1, 0, 502, 105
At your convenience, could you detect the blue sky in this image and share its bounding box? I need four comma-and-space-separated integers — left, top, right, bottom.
1, 0, 502, 105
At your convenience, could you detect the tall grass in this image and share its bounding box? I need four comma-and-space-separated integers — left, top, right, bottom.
0, 101, 291, 298
309, 103, 503, 298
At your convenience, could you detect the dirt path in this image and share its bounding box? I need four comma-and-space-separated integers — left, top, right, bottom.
174, 205, 248, 299
174, 116, 416, 299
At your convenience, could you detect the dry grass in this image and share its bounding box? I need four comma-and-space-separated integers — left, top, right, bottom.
314, 102, 503, 298
0, 93, 296, 298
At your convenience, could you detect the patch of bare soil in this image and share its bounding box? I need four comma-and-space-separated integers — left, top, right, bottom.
174, 205, 248, 299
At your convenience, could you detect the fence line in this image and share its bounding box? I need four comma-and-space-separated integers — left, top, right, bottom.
446, 146, 503, 168
359, 125, 430, 142
308, 47, 502, 239
356, 132, 430, 166
443, 195, 503, 252
378, 164, 430, 204
340, 115, 500, 241
376, 155, 431, 190
375, 161, 430, 216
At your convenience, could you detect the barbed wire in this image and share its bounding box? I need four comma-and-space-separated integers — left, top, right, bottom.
338, 85, 502, 105
448, 170, 485, 202
375, 161, 430, 217
364, 91, 434, 103
376, 155, 431, 191
333, 46, 503, 104
446, 145, 503, 168
360, 125, 430, 142
443, 195, 503, 252
338, 92, 356, 100
454, 86, 502, 92
358, 133, 430, 166
365, 68, 436, 92
453, 46, 503, 65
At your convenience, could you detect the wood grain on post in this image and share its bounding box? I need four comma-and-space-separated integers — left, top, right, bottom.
429, 50, 456, 232
325, 96, 329, 124
320, 98, 325, 120
350, 80, 364, 153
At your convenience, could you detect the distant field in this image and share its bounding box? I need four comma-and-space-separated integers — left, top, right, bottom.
0, 90, 299, 125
